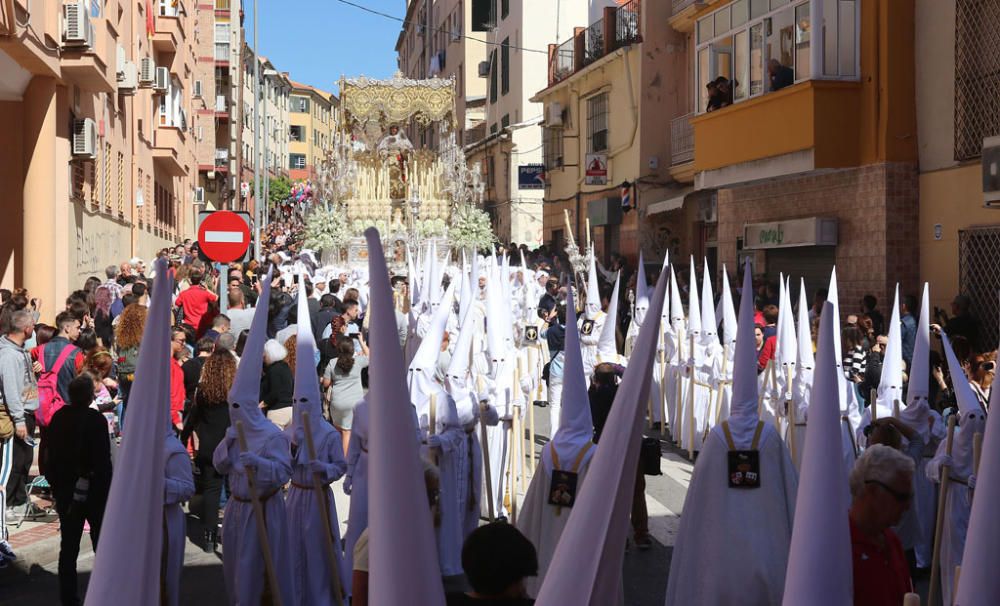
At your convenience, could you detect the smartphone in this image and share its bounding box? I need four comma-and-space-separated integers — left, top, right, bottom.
280, 278, 287, 288
293, 274, 300, 285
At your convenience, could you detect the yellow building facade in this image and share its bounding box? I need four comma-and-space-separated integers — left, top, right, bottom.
288, 80, 336, 181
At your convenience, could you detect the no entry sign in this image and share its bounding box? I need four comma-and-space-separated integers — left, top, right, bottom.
197, 210, 251, 263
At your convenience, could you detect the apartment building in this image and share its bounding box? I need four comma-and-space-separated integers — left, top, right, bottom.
395, 0, 487, 149
238, 46, 292, 210
534, 0, 687, 266
194, 0, 241, 211
916, 1, 1000, 342
0, 0, 200, 313
663, 0, 918, 309
464, 0, 587, 247
287, 80, 336, 181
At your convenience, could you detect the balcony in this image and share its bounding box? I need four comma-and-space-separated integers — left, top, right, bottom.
214, 43, 230, 64
61, 18, 115, 93
691, 80, 864, 189
152, 126, 188, 176
152, 18, 180, 53
669, 0, 705, 32
547, 0, 641, 87
214, 149, 229, 171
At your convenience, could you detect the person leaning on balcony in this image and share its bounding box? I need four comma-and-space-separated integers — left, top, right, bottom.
768, 59, 794, 91
705, 80, 724, 112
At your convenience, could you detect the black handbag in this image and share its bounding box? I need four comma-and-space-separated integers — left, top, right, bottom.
640, 437, 662, 476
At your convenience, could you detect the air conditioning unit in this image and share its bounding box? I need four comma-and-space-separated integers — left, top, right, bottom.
116, 45, 127, 79
193, 80, 203, 98
194, 187, 205, 204
547, 102, 563, 126
154, 67, 169, 92
72, 118, 97, 158
139, 57, 156, 86
478, 61, 490, 78
985, 136, 1000, 207
62, 1, 95, 48
118, 61, 137, 94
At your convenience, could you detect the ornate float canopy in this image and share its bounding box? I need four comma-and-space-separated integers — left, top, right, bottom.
340, 72, 456, 128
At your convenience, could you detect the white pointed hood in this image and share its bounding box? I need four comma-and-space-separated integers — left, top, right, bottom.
687, 259, 702, 337
875, 286, 904, 417
542, 288, 595, 474
287, 274, 328, 450
727, 263, 762, 445
408, 283, 455, 417
633, 252, 649, 325
796, 279, 814, 370
941, 329, 988, 479
669, 265, 685, 330
720, 266, 738, 349
900, 284, 932, 440
226, 267, 279, 449
597, 271, 620, 360
781, 300, 852, 605
446, 301, 478, 427
408, 245, 422, 313
700, 258, 718, 345
777, 277, 797, 367
585, 251, 601, 319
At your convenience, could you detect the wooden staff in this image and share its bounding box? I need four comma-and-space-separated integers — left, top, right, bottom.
770, 361, 780, 432
870, 388, 878, 422
522, 358, 536, 476
928, 415, 957, 606
893, 398, 901, 419
954, 565, 962, 602
902, 593, 920, 606
428, 393, 438, 465
660, 348, 669, 437
507, 404, 518, 525
235, 421, 284, 606
674, 327, 685, 446
715, 345, 729, 427
476, 376, 495, 522
786, 365, 796, 465
687, 333, 696, 459
301, 412, 345, 606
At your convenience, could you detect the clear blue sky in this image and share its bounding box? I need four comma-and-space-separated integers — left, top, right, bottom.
247, 0, 403, 95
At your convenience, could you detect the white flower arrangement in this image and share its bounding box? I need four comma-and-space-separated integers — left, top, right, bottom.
449, 205, 496, 252
303, 207, 353, 251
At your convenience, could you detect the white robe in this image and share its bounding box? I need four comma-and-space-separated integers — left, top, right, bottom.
926, 434, 975, 606
213, 432, 295, 606
517, 457, 593, 598
286, 431, 350, 604
578, 312, 606, 381
164, 437, 195, 606
665, 424, 798, 606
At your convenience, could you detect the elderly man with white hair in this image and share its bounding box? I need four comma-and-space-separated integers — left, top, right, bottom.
848, 444, 915, 606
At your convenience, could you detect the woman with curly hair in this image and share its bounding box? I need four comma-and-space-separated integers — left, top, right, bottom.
283, 334, 298, 376
113, 303, 147, 428
180, 350, 235, 551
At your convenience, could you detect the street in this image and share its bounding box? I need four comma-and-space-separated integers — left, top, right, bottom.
0, 404, 693, 605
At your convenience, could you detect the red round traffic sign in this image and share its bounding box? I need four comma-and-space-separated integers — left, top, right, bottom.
197, 210, 251, 263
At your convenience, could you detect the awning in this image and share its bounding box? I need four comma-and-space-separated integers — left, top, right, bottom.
645, 187, 693, 216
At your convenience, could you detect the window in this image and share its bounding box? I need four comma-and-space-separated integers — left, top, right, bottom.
215, 23, 230, 42
158, 0, 178, 17
954, 0, 999, 161
289, 125, 303, 141
501, 38, 510, 95
587, 93, 609, 153
543, 127, 564, 170
472, 0, 495, 32
486, 155, 495, 187
290, 154, 306, 170
117, 151, 124, 216
501, 0, 509, 19
694, 0, 858, 113
501, 114, 510, 129
103, 142, 111, 211
291, 97, 309, 113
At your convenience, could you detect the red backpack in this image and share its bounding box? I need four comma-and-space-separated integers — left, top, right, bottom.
36, 344, 77, 427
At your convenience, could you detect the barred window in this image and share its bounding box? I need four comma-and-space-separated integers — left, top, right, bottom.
954, 0, 1000, 161
117, 151, 125, 216
543, 127, 563, 170
104, 143, 112, 212
587, 92, 609, 153
88, 161, 98, 209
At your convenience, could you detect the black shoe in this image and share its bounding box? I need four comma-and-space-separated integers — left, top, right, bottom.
533, 400, 547, 408
203, 529, 217, 553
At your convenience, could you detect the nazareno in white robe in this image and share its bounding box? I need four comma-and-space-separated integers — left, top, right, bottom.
164, 434, 195, 606
213, 431, 295, 606
517, 449, 594, 598
665, 423, 798, 606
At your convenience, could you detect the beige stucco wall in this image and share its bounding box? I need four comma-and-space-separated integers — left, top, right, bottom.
919, 164, 994, 313
914, 0, 957, 173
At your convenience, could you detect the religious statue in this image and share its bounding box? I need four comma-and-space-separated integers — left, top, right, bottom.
377, 125, 414, 200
